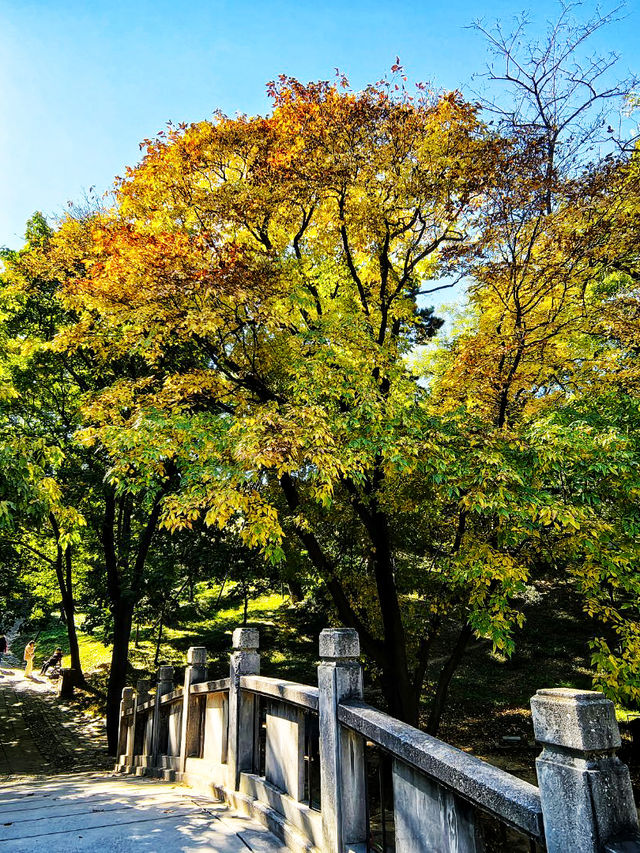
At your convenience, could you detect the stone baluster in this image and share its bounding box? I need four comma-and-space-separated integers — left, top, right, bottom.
116, 686, 135, 767
179, 646, 208, 774
531, 688, 640, 853
227, 627, 260, 790
133, 679, 151, 766
136, 678, 151, 703
151, 664, 174, 768
318, 628, 367, 853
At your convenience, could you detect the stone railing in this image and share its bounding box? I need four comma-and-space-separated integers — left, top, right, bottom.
116, 627, 640, 853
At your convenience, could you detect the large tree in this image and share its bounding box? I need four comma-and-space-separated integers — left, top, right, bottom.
47, 77, 512, 727
1, 213, 180, 750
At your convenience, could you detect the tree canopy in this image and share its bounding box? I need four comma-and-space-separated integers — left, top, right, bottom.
1, 11, 639, 743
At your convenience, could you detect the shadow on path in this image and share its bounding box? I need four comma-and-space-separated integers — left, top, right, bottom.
0, 663, 287, 850
0, 665, 110, 781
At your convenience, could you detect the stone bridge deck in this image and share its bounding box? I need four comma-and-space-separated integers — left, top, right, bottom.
0, 662, 285, 851
0, 773, 286, 852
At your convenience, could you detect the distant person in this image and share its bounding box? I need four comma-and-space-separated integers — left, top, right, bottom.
40, 648, 63, 676
0, 631, 6, 665
23, 640, 36, 677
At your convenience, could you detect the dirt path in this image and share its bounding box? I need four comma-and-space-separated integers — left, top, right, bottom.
0, 663, 110, 781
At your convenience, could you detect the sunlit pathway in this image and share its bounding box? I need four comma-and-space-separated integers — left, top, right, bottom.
0, 671, 43, 775
0, 663, 108, 778
0, 772, 287, 851
0, 665, 286, 850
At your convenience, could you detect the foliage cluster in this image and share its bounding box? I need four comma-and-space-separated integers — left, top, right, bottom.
1, 7, 639, 749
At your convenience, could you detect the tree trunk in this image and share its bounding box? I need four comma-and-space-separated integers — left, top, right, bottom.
49, 514, 84, 685
426, 623, 474, 736
154, 613, 164, 668
62, 548, 84, 683
101, 483, 169, 754
356, 491, 417, 726
105, 601, 133, 755
287, 578, 304, 603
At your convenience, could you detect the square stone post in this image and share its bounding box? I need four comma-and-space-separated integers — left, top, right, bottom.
134, 679, 151, 763
136, 679, 154, 759
318, 628, 367, 853
117, 686, 135, 765
179, 646, 208, 774
228, 627, 260, 791
531, 688, 640, 853
137, 678, 152, 703
151, 665, 175, 767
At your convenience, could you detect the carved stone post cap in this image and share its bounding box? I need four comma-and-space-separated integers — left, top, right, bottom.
157, 665, 174, 682
232, 627, 259, 651
121, 686, 135, 700
531, 687, 621, 752
187, 646, 207, 665
319, 628, 360, 660
136, 679, 152, 693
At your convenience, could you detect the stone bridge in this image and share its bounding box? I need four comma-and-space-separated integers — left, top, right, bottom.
3, 626, 640, 852
114, 627, 640, 852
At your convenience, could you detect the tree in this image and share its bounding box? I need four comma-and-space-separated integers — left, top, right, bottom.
49, 75, 513, 727
1, 213, 181, 751
0, 215, 88, 677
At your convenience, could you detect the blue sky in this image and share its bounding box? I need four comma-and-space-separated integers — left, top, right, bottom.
1, 0, 638, 250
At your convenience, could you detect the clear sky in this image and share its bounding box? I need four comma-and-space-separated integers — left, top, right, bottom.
1, 0, 638, 250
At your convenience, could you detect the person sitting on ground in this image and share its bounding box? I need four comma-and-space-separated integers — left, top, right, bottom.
40, 647, 63, 676
24, 640, 36, 677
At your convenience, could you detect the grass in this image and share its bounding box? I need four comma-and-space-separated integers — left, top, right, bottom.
127, 588, 321, 685
17, 585, 321, 690
15, 615, 112, 672
18, 578, 640, 792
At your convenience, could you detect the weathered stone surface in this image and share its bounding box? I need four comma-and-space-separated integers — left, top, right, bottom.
188, 645, 208, 665
160, 686, 183, 704
136, 679, 152, 701
167, 703, 182, 756
393, 759, 480, 853
143, 708, 154, 754
319, 627, 359, 660
531, 688, 621, 752
112, 630, 640, 853
157, 665, 175, 687
151, 667, 175, 764
179, 646, 209, 772
0, 772, 288, 851
228, 628, 261, 789
535, 751, 639, 853
203, 691, 228, 765
191, 677, 230, 694
531, 688, 640, 853
239, 771, 324, 849
240, 675, 319, 712
604, 835, 640, 852
233, 627, 260, 650
265, 700, 305, 801
318, 630, 367, 853
338, 700, 543, 839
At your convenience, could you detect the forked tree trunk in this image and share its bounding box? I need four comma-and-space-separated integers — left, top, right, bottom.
105, 602, 133, 755
49, 514, 84, 685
